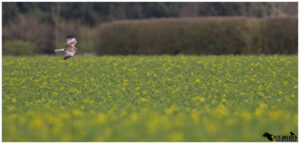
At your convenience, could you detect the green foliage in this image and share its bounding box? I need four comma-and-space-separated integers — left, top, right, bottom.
257, 17, 298, 54
2, 56, 298, 141
3, 14, 55, 55
2, 2, 20, 25
2, 16, 297, 56
3, 40, 37, 56
2, 2, 297, 55
197, 2, 282, 17
96, 17, 297, 55
2, 2, 295, 27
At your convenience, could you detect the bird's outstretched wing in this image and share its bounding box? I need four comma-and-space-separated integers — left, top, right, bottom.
63, 35, 78, 60
66, 35, 77, 47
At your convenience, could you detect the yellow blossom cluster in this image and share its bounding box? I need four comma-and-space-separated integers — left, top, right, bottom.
2, 55, 297, 141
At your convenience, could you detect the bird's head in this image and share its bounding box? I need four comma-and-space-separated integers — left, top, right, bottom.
67, 35, 75, 39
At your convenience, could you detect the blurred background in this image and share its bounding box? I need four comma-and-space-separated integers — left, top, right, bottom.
2, 2, 298, 56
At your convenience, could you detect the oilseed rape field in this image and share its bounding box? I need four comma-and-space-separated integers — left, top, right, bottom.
2, 55, 298, 141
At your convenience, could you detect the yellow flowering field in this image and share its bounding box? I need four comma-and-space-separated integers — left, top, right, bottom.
2, 55, 297, 141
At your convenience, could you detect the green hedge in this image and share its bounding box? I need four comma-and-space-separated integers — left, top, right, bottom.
96, 17, 297, 55
258, 17, 298, 54
3, 40, 37, 56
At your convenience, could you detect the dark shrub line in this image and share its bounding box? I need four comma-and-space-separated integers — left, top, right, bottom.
97, 17, 297, 55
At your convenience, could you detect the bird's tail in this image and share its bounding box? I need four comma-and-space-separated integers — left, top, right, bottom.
55, 49, 64, 53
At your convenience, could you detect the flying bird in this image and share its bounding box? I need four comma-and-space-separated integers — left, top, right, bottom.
55, 35, 78, 60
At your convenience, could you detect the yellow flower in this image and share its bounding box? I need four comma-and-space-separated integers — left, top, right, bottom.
206, 122, 216, 134
168, 132, 183, 141
11, 98, 16, 103
255, 108, 264, 116
8, 106, 15, 111
165, 105, 176, 115
140, 97, 148, 102
294, 114, 298, 126
130, 113, 138, 123
293, 85, 297, 89
225, 118, 234, 126
191, 71, 195, 75
259, 103, 267, 108
268, 110, 282, 120
30, 117, 43, 127
211, 99, 216, 104
222, 98, 226, 103
199, 97, 205, 102
191, 112, 200, 123
192, 96, 205, 102
72, 109, 83, 116
97, 113, 107, 125
241, 111, 252, 121
113, 62, 118, 67
217, 105, 228, 116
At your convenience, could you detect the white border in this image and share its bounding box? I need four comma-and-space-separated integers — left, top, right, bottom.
0, 1, 299, 144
